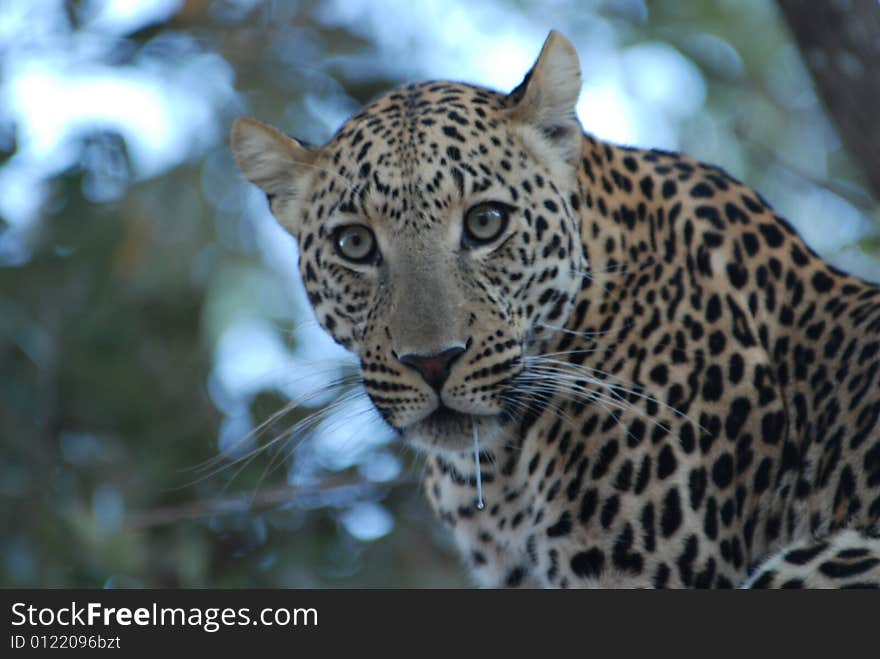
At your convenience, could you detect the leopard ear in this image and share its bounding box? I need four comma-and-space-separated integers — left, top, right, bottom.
230, 117, 315, 204
508, 30, 583, 162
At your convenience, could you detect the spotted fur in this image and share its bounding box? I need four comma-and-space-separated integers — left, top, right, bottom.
231, 31, 880, 588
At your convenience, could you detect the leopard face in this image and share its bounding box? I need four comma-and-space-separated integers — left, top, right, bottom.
231, 35, 586, 452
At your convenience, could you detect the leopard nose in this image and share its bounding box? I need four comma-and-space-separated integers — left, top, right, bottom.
398, 345, 466, 392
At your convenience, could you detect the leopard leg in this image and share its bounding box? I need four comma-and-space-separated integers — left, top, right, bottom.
742, 527, 880, 588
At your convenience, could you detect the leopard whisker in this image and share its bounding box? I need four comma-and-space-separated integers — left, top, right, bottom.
536, 321, 635, 340
185, 368, 362, 475
258, 392, 380, 490
522, 358, 706, 433
513, 369, 677, 444
240, 387, 380, 502
179, 378, 366, 491
518, 367, 675, 435
500, 385, 576, 426
568, 257, 654, 279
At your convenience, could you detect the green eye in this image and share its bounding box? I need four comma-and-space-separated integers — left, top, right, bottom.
463, 202, 510, 246
334, 224, 378, 263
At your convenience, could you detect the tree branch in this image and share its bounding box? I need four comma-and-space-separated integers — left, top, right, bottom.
776, 0, 880, 199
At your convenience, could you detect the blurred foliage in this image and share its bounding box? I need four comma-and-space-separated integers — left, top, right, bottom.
1, 0, 877, 588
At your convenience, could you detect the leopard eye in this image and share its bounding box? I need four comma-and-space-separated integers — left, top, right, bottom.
463, 202, 510, 246
333, 224, 378, 263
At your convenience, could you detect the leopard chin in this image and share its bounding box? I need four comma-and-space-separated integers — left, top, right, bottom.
401, 405, 508, 454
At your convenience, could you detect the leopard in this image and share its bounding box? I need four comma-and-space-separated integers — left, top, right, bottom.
230, 31, 880, 588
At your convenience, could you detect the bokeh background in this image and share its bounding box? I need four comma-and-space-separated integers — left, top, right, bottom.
2, 0, 878, 588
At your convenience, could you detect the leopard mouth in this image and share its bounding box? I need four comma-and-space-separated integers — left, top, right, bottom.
402, 404, 504, 452
417, 404, 474, 434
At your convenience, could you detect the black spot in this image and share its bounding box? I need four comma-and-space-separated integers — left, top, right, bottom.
740, 194, 764, 213
660, 487, 683, 537
837, 548, 870, 559
592, 440, 619, 479
614, 460, 633, 492
726, 262, 748, 289
703, 365, 724, 401
724, 202, 748, 225
640, 503, 656, 552
728, 354, 744, 384
546, 511, 573, 538
866, 442, 880, 488
789, 244, 809, 265
612, 524, 644, 574
724, 397, 751, 440
535, 215, 549, 241
706, 295, 722, 323
708, 330, 726, 355
505, 566, 527, 587
676, 534, 698, 586
720, 499, 735, 528
811, 270, 834, 293
784, 542, 829, 566
694, 557, 717, 588
703, 231, 724, 247
758, 223, 784, 248
680, 423, 696, 454
600, 494, 620, 529
840, 582, 880, 589
703, 497, 718, 540
753, 457, 772, 494
649, 364, 669, 386
441, 125, 466, 142
690, 182, 714, 198
711, 453, 734, 489
579, 488, 598, 524
657, 444, 678, 479
818, 558, 880, 579
626, 419, 646, 448
833, 465, 858, 518
823, 326, 845, 359
570, 548, 605, 579
653, 562, 671, 588
527, 454, 541, 476
446, 109, 469, 125
634, 455, 652, 494
761, 410, 785, 445
780, 578, 804, 589
742, 232, 760, 257
356, 140, 373, 161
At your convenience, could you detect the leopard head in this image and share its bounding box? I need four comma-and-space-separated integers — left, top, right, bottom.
231, 31, 586, 453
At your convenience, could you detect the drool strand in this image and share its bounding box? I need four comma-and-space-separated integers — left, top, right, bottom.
472, 419, 484, 510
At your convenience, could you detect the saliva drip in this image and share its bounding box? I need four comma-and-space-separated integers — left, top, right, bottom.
472, 419, 484, 510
